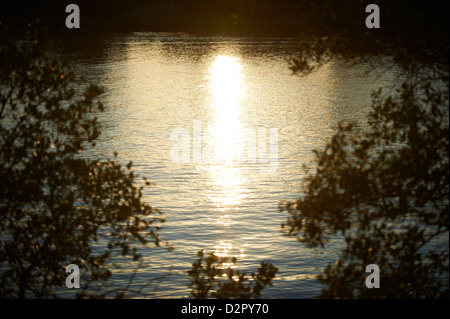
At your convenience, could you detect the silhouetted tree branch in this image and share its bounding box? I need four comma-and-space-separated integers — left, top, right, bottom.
0, 22, 168, 298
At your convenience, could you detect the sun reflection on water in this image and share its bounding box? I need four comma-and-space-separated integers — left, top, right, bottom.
203, 55, 248, 272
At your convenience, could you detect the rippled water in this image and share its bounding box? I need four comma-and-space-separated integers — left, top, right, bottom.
56, 33, 401, 298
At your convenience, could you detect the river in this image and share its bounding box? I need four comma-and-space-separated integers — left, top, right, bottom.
54, 32, 402, 298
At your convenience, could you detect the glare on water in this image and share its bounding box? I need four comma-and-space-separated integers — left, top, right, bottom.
204, 55, 248, 269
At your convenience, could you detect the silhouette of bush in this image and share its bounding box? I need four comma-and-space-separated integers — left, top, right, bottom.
0, 22, 166, 298
188, 250, 277, 299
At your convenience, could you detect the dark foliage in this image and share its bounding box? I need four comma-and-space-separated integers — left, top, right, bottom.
0, 22, 166, 298
188, 250, 277, 299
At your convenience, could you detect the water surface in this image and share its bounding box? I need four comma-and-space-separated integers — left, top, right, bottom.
59, 33, 401, 298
